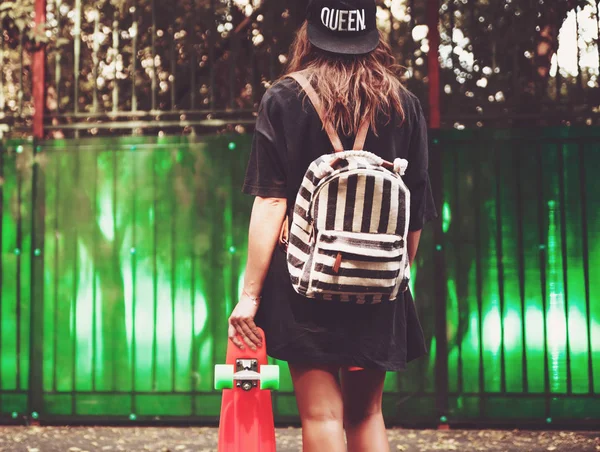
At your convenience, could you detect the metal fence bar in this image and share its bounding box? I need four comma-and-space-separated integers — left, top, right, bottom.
47, 108, 255, 118
514, 144, 529, 394
0, 17, 5, 111
209, 0, 216, 110
112, 12, 119, 114
189, 146, 198, 411
55, 0, 62, 115
110, 151, 118, 391
511, 5, 520, 101
473, 140, 485, 408
70, 151, 80, 404
170, 164, 176, 393
432, 134, 448, 422
448, 0, 456, 73
268, 5, 276, 82
92, 12, 100, 113
170, 21, 176, 110
574, 7, 583, 95
455, 148, 464, 395
151, 151, 158, 393
250, 20, 258, 106
18, 29, 24, 116
16, 153, 23, 390
493, 145, 508, 394
29, 142, 46, 420
131, 9, 138, 113
409, 0, 416, 71
38, 118, 256, 130
151, 0, 157, 111
229, 23, 238, 110
92, 152, 98, 393
51, 156, 59, 395
190, 2, 197, 111
74, 0, 81, 116
130, 149, 138, 412
555, 42, 563, 102
558, 145, 573, 394
596, 1, 600, 84
534, 143, 551, 419
0, 147, 3, 410
427, 0, 441, 128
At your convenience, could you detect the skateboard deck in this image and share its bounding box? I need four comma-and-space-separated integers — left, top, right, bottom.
215, 327, 279, 452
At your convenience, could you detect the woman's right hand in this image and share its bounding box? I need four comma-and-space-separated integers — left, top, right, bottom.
228, 293, 263, 351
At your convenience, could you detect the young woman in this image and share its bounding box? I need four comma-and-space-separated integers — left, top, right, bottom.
228, 0, 437, 450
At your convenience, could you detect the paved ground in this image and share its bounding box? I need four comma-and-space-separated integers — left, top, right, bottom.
0, 426, 598, 451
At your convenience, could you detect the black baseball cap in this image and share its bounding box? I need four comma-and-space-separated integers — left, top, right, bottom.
306, 0, 379, 55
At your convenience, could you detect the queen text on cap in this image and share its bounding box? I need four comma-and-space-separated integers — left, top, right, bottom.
320, 7, 366, 32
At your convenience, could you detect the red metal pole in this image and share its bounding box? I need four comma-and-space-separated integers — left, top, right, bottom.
427, 0, 441, 129
33, 0, 46, 139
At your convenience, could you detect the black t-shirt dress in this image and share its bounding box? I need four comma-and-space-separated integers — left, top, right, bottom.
242, 77, 437, 371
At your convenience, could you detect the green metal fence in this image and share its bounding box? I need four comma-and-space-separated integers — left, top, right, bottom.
436, 127, 600, 424
0, 128, 598, 425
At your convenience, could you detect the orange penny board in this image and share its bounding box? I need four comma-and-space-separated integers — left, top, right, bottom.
217, 327, 276, 452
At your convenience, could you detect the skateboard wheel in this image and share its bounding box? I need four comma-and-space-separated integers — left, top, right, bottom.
214, 364, 235, 390
259, 365, 280, 390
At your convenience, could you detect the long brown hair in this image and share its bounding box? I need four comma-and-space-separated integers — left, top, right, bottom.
283, 22, 406, 137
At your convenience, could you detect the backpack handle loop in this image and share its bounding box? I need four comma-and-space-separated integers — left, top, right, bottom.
329, 151, 406, 175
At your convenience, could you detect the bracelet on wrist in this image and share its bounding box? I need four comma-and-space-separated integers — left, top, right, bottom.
243, 289, 262, 306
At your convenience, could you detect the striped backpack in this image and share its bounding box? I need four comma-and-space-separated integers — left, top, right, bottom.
283, 72, 411, 304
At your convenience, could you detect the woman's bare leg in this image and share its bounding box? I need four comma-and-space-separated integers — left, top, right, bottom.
289, 363, 346, 452
341, 368, 389, 452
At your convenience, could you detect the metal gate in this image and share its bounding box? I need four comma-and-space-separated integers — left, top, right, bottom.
0, 128, 598, 425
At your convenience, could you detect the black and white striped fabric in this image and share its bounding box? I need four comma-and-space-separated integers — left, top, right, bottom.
287, 150, 411, 304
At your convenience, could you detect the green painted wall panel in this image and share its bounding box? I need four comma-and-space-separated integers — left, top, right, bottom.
484, 397, 546, 420
0, 130, 599, 423
54, 151, 76, 394
42, 152, 57, 394
542, 145, 569, 394
1, 153, 19, 392
0, 394, 27, 415
458, 146, 481, 395
562, 144, 590, 394
76, 395, 132, 416
194, 394, 222, 417
499, 147, 524, 394
154, 150, 176, 394
439, 130, 600, 422
132, 150, 157, 393
398, 222, 436, 396
1, 148, 32, 397
43, 394, 73, 416
479, 147, 502, 393
18, 164, 31, 393
584, 142, 600, 393
136, 395, 192, 416
445, 146, 459, 395
520, 148, 546, 394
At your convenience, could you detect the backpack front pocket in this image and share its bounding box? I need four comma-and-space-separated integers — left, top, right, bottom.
307, 230, 405, 301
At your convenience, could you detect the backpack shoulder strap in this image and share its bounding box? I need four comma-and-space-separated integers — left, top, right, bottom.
287, 72, 344, 153
352, 119, 370, 151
